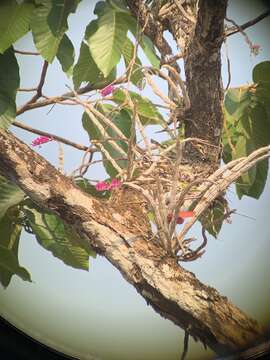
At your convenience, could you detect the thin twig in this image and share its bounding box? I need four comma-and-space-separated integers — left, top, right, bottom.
18, 61, 49, 114
226, 10, 270, 37
14, 49, 40, 56
12, 121, 92, 151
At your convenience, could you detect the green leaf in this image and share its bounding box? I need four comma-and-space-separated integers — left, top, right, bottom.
199, 197, 228, 238
223, 81, 270, 200
0, 208, 31, 288
0, 48, 19, 129
224, 87, 252, 119
31, 0, 77, 62
87, 6, 128, 77
56, 34, 74, 76
140, 34, 160, 68
0, 175, 25, 219
0, 1, 34, 54
24, 202, 95, 270
122, 37, 144, 88
82, 105, 132, 177
108, 0, 129, 13
247, 159, 268, 199
47, 0, 78, 36
73, 21, 116, 89
0, 246, 31, 287
125, 15, 160, 68
112, 88, 164, 125
234, 136, 257, 199
253, 61, 270, 83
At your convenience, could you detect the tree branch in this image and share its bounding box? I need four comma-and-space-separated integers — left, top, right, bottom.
0, 128, 263, 356
226, 9, 270, 37
12, 121, 92, 152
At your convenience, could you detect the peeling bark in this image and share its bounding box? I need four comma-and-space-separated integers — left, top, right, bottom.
0, 129, 264, 356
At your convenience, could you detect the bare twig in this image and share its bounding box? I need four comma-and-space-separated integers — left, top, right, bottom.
12, 121, 92, 151
225, 17, 260, 55
18, 61, 49, 115
14, 49, 40, 56
226, 9, 270, 37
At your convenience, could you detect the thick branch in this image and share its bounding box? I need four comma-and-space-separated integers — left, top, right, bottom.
0, 129, 263, 356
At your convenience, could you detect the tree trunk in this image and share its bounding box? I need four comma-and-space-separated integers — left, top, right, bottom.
0, 129, 263, 356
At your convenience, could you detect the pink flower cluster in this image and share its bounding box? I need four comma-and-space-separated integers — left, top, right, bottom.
31, 136, 52, 147
95, 178, 121, 192
100, 84, 115, 97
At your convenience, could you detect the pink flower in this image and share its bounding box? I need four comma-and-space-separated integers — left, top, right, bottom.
100, 84, 115, 97
95, 178, 121, 192
95, 181, 110, 191
31, 136, 52, 147
108, 178, 121, 190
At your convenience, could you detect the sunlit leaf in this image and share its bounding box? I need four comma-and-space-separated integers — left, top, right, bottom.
31, 0, 78, 62
87, 5, 128, 77
73, 21, 116, 89
0, 1, 34, 54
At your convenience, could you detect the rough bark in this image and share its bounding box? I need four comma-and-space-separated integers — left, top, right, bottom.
127, 0, 227, 167
183, 0, 227, 164
0, 129, 263, 356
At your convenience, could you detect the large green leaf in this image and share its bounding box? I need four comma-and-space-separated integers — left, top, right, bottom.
24, 202, 95, 271
87, 5, 128, 77
82, 105, 132, 177
0, 208, 31, 288
223, 82, 270, 200
0, 176, 25, 219
31, 0, 78, 63
0, 1, 34, 54
73, 21, 116, 89
112, 88, 164, 125
56, 34, 74, 76
0, 48, 19, 129
253, 61, 270, 83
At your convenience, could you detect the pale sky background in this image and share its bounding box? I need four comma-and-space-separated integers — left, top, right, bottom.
0, 1, 270, 360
